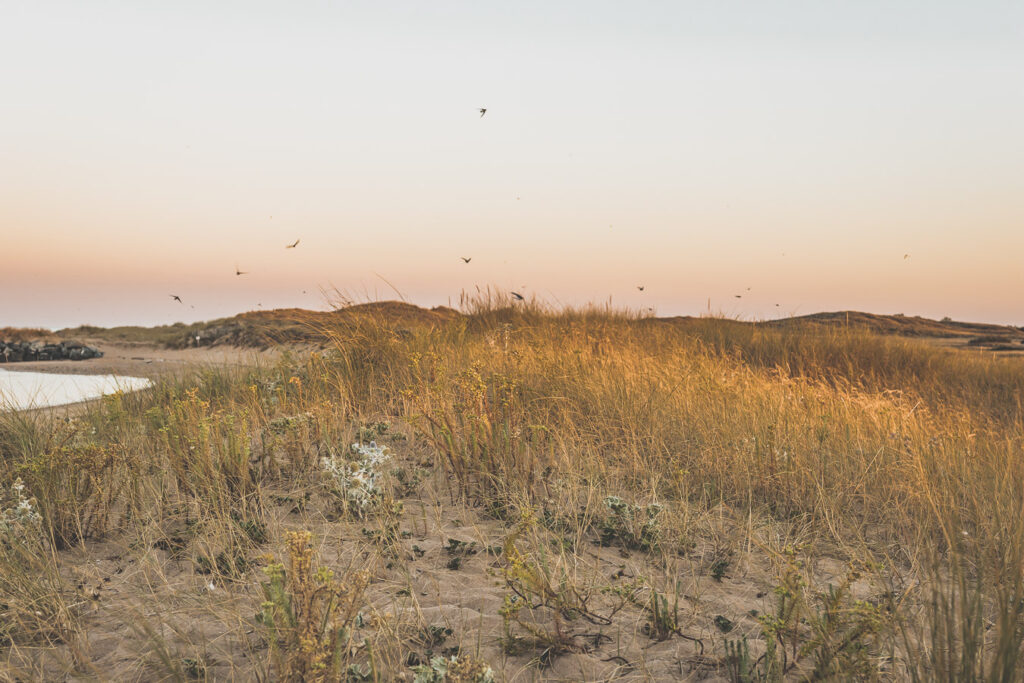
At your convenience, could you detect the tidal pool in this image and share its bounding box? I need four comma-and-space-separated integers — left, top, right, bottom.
0, 369, 152, 410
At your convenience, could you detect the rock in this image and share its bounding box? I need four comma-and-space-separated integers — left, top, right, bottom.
0, 339, 102, 363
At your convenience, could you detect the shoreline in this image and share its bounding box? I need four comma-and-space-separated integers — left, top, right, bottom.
1, 342, 279, 415
0, 341, 279, 380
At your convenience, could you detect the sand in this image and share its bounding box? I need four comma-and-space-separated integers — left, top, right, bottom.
1, 342, 279, 416
1, 342, 277, 381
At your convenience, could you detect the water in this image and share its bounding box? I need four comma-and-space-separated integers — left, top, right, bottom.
0, 369, 152, 411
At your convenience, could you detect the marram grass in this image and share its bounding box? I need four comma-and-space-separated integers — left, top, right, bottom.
0, 301, 1022, 680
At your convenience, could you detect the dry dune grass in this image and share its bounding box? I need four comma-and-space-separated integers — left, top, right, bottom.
763, 310, 1024, 339
44, 299, 1023, 354
2, 296, 1023, 680
0, 327, 60, 343
52, 302, 462, 350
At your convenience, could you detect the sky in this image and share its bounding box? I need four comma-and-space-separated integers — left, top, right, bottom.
2, 1, 1022, 329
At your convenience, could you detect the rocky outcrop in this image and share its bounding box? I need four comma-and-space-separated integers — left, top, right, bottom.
0, 340, 103, 363
186, 323, 246, 348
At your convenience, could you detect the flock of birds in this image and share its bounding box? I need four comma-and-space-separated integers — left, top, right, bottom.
169, 238, 299, 306
168, 106, 914, 315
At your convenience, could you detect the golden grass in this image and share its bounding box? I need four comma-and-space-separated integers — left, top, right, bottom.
1, 298, 1022, 679
0, 327, 59, 343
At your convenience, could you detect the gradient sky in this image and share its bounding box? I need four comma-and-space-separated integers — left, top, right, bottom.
2, 1, 1022, 329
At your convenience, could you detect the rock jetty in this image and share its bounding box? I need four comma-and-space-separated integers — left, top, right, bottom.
0, 340, 104, 363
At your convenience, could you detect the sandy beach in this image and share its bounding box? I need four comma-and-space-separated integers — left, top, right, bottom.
0, 342, 278, 381
1, 342, 280, 415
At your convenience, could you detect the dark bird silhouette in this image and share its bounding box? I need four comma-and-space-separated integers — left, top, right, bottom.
637, 286, 645, 291
286, 239, 300, 249
235, 265, 248, 276
734, 295, 742, 299
479, 108, 487, 117
511, 291, 525, 301
170, 295, 182, 303
461, 257, 472, 263
775, 303, 780, 307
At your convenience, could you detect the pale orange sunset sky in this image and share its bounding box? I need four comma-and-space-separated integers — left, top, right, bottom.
2, 1, 1022, 329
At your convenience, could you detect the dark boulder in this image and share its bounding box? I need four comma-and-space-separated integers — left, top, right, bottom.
0, 339, 102, 362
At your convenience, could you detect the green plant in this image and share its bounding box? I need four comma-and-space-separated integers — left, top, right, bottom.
195, 548, 249, 578
444, 538, 479, 570
498, 522, 613, 664
257, 531, 369, 682
411, 653, 495, 682
12, 427, 128, 549
359, 499, 404, 561
0, 477, 76, 646
646, 585, 682, 641
597, 496, 664, 551
611, 578, 704, 651
749, 551, 887, 679
346, 662, 373, 681
421, 624, 453, 649
321, 442, 391, 517
724, 637, 757, 683
180, 656, 206, 679
715, 615, 735, 633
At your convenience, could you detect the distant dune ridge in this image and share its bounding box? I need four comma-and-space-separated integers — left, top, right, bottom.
666, 310, 1024, 351
767, 310, 1024, 339
6, 303, 1024, 352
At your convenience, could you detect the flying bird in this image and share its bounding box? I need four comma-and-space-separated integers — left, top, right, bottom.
461, 257, 472, 263
637, 286, 645, 291
170, 295, 182, 303
904, 254, 910, 260
734, 295, 742, 299
286, 239, 300, 249
235, 265, 248, 276
479, 108, 487, 117
511, 291, 525, 301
